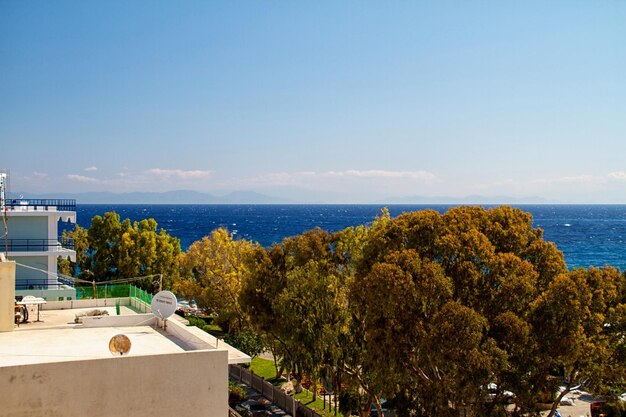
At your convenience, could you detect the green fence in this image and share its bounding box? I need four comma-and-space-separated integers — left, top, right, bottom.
76, 284, 131, 300
130, 285, 153, 304
75, 284, 153, 303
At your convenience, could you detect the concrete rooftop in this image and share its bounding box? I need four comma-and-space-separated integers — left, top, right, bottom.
0, 303, 251, 367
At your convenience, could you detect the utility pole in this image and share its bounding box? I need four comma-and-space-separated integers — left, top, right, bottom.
0, 172, 8, 259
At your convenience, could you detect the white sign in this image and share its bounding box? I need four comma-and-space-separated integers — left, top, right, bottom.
151, 290, 177, 319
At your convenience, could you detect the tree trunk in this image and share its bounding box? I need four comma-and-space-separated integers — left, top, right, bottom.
270, 348, 280, 377
547, 375, 575, 417
294, 378, 303, 393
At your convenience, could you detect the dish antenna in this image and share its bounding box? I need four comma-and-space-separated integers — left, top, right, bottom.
109, 334, 131, 356
151, 290, 177, 320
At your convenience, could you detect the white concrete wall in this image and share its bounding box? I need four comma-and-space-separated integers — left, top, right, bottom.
43, 297, 133, 310
0, 349, 228, 417
81, 313, 156, 328
165, 317, 216, 350
16, 287, 76, 301
0, 256, 16, 332
165, 319, 251, 364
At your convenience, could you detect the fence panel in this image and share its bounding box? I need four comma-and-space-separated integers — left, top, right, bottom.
231, 364, 327, 417
228, 407, 243, 417
251, 373, 263, 392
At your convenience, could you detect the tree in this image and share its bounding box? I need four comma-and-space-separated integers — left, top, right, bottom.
175, 228, 256, 334
62, 224, 91, 276
224, 329, 266, 359
241, 228, 348, 398
66, 211, 181, 291
529, 267, 626, 417
344, 206, 571, 416
241, 206, 625, 417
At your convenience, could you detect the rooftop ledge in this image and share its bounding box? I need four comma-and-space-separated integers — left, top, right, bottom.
5, 199, 76, 212
0, 301, 250, 368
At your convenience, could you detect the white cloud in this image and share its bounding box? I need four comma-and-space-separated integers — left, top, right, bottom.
470, 171, 626, 202
552, 174, 601, 185
67, 174, 99, 183
324, 170, 438, 181
608, 172, 626, 181
84, 166, 98, 172
146, 168, 212, 180
32, 171, 48, 178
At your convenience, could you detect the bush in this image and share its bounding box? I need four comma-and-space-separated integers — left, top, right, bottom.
228, 380, 248, 406
187, 316, 223, 334
224, 329, 265, 359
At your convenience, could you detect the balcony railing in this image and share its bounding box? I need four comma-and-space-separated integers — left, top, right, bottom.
16, 278, 76, 291
6, 237, 75, 252
4, 199, 76, 212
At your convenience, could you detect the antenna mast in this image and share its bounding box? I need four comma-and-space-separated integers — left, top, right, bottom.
0, 172, 8, 258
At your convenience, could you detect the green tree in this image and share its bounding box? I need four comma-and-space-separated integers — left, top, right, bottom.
345, 206, 571, 416
68, 211, 181, 291
529, 267, 626, 417
175, 228, 256, 334
241, 228, 348, 398
62, 224, 91, 276
241, 206, 625, 417
224, 329, 266, 359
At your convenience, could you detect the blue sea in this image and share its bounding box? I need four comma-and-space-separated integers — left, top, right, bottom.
72, 204, 626, 270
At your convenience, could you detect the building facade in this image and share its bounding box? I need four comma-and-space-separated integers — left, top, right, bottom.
1, 199, 77, 300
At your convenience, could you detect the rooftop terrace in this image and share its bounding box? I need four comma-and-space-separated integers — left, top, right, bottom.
4, 198, 76, 212
0, 298, 250, 367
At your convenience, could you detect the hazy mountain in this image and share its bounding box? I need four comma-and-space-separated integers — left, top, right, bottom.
9, 190, 294, 204
381, 195, 555, 204
9, 190, 556, 205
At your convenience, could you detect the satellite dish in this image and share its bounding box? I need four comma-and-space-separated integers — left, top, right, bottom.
151, 290, 177, 319
109, 334, 131, 356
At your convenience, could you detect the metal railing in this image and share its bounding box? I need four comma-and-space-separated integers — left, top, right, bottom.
16, 279, 75, 291
5, 199, 76, 212
6, 237, 74, 251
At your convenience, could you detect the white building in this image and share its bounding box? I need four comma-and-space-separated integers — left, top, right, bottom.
0, 256, 250, 417
0, 198, 77, 300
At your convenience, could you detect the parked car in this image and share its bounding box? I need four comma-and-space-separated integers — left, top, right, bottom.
370, 401, 389, 417
486, 383, 515, 404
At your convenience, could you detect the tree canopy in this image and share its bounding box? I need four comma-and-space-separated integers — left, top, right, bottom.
240, 206, 626, 417
63, 211, 181, 291
64, 206, 626, 417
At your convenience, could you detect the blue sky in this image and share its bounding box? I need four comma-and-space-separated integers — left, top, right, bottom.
1, 1, 625, 203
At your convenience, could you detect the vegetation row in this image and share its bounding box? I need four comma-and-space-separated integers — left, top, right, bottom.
61, 206, 626, 417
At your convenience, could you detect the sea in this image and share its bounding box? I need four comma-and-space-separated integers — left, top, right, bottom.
71, 204, 626, 271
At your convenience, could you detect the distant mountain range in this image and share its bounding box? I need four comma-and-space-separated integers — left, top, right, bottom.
9, 190, 556, 204
8, 190, 294, 204
381, 194, 554, 205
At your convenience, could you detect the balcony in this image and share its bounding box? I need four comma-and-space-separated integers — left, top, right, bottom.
5, 199, 76, 212
5, 237, 75, 252
15, 277, 76, 291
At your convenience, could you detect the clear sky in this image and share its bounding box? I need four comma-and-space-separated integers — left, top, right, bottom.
1, 1, 625, 203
